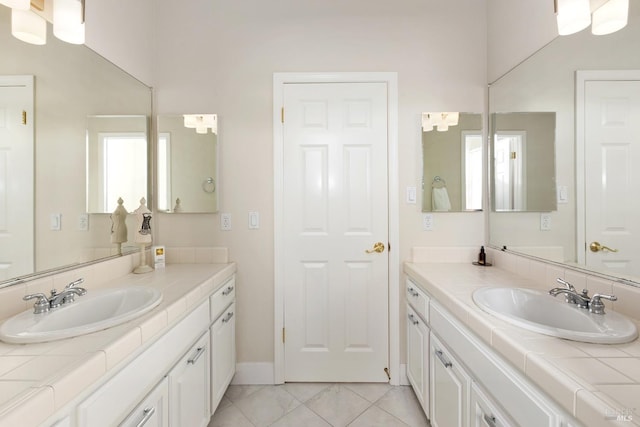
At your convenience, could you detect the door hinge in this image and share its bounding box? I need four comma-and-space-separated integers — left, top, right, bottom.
21, 110, 27, 125
281, 107, 284, 124
384, 367, 391, 381
388, 242, 391, 252
282, 327, 285, 343
510, 151, 517, 160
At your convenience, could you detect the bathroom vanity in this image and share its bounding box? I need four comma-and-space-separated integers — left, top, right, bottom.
405, 260, 640, 427
0, 261, 236, 427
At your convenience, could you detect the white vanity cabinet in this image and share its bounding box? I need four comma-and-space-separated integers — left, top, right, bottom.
168, 332, 210, 427
210, 301, 236, 413
120, 379, 169, 427
406, 280, 430, 417
430, 333, 470, 427
406, 304, 429, 416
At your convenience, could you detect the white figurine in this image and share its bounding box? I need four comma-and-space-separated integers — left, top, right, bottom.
110, 197, 128, 254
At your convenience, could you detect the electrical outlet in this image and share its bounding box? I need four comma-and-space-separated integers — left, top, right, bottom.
78, 213, 89, 231
540, 213, 552, 231
423, 213, 434, 231
221, 213, 232, 231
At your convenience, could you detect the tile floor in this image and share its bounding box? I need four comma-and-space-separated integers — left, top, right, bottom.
208, 383, 431, 427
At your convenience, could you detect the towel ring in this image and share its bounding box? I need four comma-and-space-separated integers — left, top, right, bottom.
202, 177, 216, 193
432, 176, 446, 188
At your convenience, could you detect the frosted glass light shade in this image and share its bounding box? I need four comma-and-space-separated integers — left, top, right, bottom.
556, 0, 591, 35
11, 8, 46, 45
0, 0, 30, 10
592, 0, 629, 35
53, 0, 85, 45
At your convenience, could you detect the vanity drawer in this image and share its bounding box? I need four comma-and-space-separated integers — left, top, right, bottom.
210, 276, 235, 322
406, 279, 429, 322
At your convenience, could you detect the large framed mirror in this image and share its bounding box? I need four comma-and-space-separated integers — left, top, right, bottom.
157, 114, 218, 213
0, 6, 152, 286
488, 0, 640, 282
421, 112, 483, 212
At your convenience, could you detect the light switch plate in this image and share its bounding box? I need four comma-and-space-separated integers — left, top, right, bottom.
50, 213, 61, 231
406, 186, 417, 204
248, 211, 260, 229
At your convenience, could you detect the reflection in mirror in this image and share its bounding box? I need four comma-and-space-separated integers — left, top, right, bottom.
491, 112, 557, 212
488, 0, 640, 284
157, 115, 218, 213
421, 112, 482, 212
0, 6, 152, 287
86, 115, 149, 214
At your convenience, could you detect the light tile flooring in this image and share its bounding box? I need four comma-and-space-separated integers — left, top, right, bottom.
208, 383, 430, 427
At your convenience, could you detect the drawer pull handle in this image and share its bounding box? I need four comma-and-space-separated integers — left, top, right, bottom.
222, 286, 234, 296
187, 346, 206, 365
408, 287, 419, 297
135, 407, 156, 427
435, 349, 452, 368
408, 314, 419, 325
222, 311, 234, 323
483, 413, 497, 427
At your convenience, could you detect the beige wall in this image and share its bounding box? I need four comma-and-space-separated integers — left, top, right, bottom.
150, 0, 487, 366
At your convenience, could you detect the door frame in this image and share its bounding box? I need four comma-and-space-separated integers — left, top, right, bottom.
576, 70, 640, 265
273, 72, 399, 385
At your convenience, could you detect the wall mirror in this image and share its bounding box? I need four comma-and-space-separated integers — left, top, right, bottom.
488, 0, 640, 283
0, 6, 152, 287
157, 114, 218, 213
86, 115, 149, 214
490, 112, 557, 212
421, 112, 483, 212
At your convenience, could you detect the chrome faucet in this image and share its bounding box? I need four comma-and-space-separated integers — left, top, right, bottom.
23, 278, 87, 314
549, 278, 617, 314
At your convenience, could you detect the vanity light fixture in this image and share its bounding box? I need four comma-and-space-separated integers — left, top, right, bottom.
554, 0, 629, 35
183, 114, 218, 134
53, 0, 85, 44
422, 112, 459, 132
11, 7, 46, 44
4, 0, 85, 45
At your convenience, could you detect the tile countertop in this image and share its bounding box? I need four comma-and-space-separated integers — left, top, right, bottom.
0, 263, 236, 427
404, 262, 640, 427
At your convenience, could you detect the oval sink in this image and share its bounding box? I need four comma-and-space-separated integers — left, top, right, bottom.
472, 287, 638, 344
0, 286, 163, 344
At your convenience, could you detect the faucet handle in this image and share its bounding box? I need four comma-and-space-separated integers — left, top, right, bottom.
589, 293, 617, 314
65, 278, 84, 289
556, 278, 575, 291
23, 293, 50, 314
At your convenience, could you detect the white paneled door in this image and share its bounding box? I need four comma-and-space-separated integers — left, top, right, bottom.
282, 82, 389, 382
584, 79, 640, 276
0, 76, 34, 280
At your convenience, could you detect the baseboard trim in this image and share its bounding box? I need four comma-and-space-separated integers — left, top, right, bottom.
231, 363, 275, 385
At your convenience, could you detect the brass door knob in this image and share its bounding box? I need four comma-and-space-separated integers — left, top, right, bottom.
365, 242, 385, 254
589, 241, 619, 253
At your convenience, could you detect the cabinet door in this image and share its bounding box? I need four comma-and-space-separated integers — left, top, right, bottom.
430, 334, 470, 427
406, 304, 429, 417
470, 383, 514, 427
120, 378, 169, 427
211, 302, 236, 414
169, 332, 210, 427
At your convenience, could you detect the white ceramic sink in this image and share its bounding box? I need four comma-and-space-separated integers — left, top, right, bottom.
0, 286, 163, 344
472, 287, 638, 344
